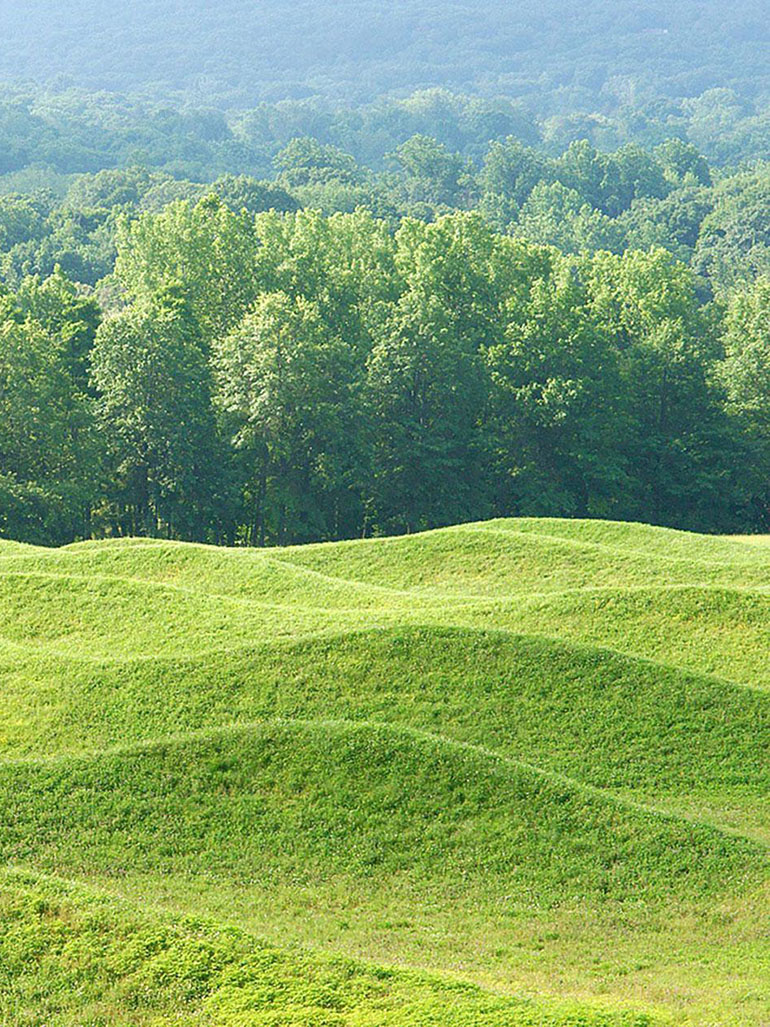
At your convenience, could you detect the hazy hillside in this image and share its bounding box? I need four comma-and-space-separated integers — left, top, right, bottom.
0, 519, 768, 1025
4, 0, 769, 106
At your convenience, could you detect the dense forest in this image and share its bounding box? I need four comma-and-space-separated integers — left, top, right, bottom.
2, 2, 770, 544
1, 81, 769, 187
4, 1, 770, 109
3, 164, 770, 544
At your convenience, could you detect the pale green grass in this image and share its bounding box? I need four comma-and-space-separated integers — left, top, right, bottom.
0, 629, 767, 838
467, 586, 770, 690
2, 869, 658, 1027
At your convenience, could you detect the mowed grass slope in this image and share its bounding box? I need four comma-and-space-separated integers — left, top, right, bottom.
2, 870, 652, 1027
0, 520, 768, 1026
0, 630, 768, 837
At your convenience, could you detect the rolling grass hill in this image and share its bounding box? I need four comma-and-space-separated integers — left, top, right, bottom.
1, 870, 647, 1027
0, 518, 768, 1026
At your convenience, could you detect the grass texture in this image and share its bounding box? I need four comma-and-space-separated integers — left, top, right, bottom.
0, 518, 768, 1026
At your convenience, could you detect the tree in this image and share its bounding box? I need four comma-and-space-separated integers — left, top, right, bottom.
215, 292, 363, 544
605, 144, 670, 213
389, 135, 475, 210
15, 268, 100, 391
654, 139, 712, 187
273, 138, 362, 188
719, 278, 770, 525
478, 137, 552, 218
619, 187, 713, 261
211, 174, 299, 214
114, 196, 260, 343
585, 248, 737, 527
253, 208, 400, 354
394, 213, 515, 353
693, 171, 770, 295
556, 141, 606, 211
366, 290, 489, 533
515, 182, 626, 254
485, 259, 630, 518
0, 191, 51, 250
91, 286, 222, 539
0, 310, 98, 543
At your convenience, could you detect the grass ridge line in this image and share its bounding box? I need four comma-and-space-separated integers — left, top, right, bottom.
0, 619, 766, 697
7, 564, 770, 605
47, 516, 770, 566
1, 714, 766, 851
454, 524, 770, 568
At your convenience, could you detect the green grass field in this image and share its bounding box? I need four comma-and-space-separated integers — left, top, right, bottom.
0, 519, 768, 1026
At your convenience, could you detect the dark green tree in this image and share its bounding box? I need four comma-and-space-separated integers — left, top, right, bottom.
366, 290, 489, 533
0, 308, 99, 543
215, 291, 363, 544
91, 286, 223, 539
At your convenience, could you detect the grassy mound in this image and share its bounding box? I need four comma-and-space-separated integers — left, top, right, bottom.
1, 870, 654, 1027
0, 628, 767, 838
489, 585, 770, 688
3, 720, 760, 906
252, 521, 770, 596
4, 521, 770, 690
0, 518, 768, 1025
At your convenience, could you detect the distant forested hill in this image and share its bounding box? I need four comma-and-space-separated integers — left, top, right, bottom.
2, 0, 769, 109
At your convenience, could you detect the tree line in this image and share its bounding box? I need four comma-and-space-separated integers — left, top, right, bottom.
1, 80, 769, 191
2, 199, 770, 546
4, 131, 770, 303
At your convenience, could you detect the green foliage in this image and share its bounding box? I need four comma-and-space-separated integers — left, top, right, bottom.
211, 174, 300, 214
216, 292, 363, 543
388, 134, 475, 212
2, 2, 770, 131
583, 248, 734, 525
3, 199, 767, 544
15, 268, 100, 388
274, 138, 363, 188
718, 278, 770, 519
721, 278, 770, 431
1, 100, 770, 546
0, 192, 50, 250
514, 182, 626, 254
2, 13, 770, 1023
486, 262, 628, 516
114, 196, 260, 342
91, 286, 224, 538
0, 281, 98, 543
694, 170, 770, 295
366, 290, 488, 531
